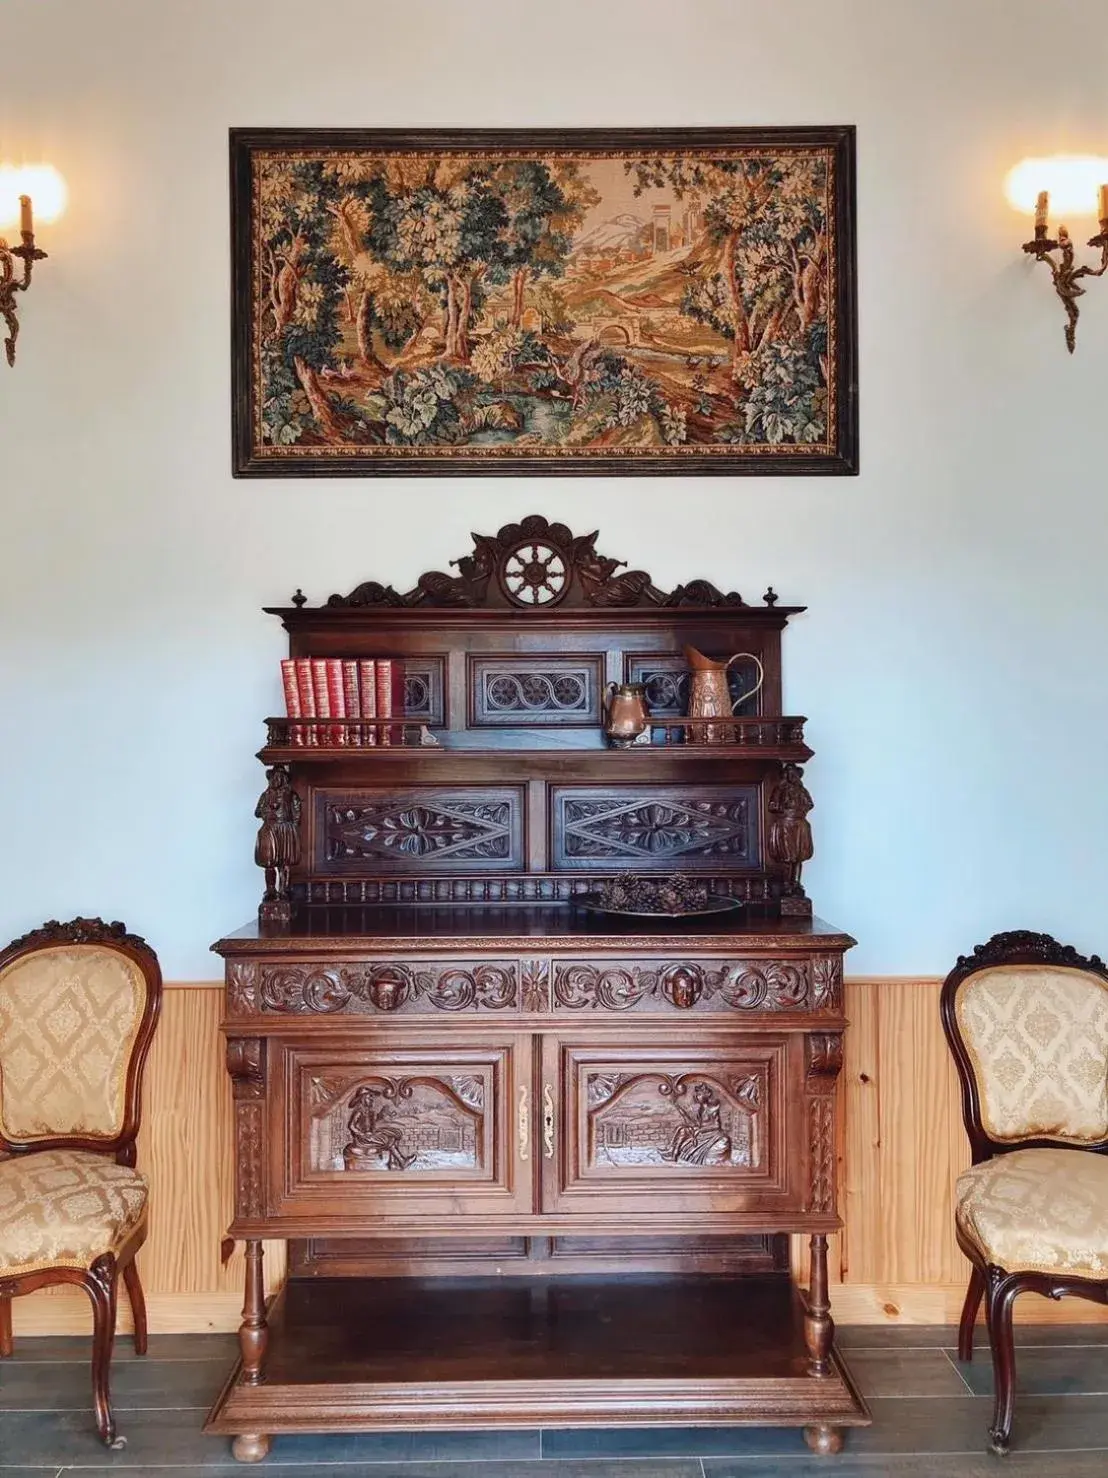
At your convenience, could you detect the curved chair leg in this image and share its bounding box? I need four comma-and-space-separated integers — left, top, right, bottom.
958, 1263, 985, 1361
123, 1257, 148, 1356
0, 1293, 12, 1356
85, 1255, 124, 1450
985, 1271, 1019, 1456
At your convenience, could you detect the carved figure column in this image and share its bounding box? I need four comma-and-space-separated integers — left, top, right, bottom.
767, 761, 813, 912
254, 766, 301, 925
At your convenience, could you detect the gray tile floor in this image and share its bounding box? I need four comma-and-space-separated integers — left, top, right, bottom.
1, 1324, 1107, 1476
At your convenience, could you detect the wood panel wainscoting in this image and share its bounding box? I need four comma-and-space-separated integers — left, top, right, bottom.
10, 976, 1107, 1337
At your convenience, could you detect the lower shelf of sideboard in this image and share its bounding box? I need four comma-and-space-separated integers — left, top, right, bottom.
204, 1272, 870, 1456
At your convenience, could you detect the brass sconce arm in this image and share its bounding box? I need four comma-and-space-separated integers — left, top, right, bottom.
0, 197, 48, 368
1022, 216, 1108, 353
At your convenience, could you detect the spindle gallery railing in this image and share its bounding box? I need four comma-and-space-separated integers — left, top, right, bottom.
262, 715, 809, 753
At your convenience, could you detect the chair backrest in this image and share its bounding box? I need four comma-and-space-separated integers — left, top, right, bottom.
0, 918, 162, 1160
941, 930, 1108, 1161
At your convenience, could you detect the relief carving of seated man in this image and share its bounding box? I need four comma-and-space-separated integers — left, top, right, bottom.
343, 1084, 414, 1171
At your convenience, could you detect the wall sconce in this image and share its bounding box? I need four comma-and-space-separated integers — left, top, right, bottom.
0, 165, 65, 368
1007, 155, 1108, 353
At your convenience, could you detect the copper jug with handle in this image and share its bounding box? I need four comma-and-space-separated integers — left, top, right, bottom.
603, 682, 649, 748
682, 645, 765, 745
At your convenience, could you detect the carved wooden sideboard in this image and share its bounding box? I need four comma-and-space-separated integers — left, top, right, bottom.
207, 517, 869, 1460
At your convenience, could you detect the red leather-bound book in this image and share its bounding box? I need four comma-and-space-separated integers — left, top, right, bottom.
342, 660, 361, 746
294, 658, 317, 747
375, 659, 395, 746
280, 660, 303, 747
358, 659, 376, 747
326, 659, 347, 747
311, 659, 332, 748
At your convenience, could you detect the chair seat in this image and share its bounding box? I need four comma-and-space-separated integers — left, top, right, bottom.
0, 1149, 148, 1277
956, 1147, 1108, 1281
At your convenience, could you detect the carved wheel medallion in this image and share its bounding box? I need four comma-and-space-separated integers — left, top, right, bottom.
501, 541, 568, 607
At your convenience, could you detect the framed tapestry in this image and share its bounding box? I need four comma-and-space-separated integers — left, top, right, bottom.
231, 126, 857, 477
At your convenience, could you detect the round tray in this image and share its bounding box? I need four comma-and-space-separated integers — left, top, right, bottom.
571, 891, 744, 920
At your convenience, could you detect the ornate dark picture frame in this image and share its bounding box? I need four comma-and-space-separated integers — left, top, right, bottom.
231, 126, 857, 477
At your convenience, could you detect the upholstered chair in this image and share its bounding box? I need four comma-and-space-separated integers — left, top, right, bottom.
0, 918, 162, 1448
941, 930, 1108, 1456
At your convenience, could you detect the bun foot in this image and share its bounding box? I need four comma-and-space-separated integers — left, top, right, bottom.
231, 1433, 271, 1463
803, 1424, 844, 1455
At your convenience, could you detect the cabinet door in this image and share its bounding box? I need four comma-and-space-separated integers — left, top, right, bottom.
268, 1034, 534, 1226
540, 1033, 799, 1221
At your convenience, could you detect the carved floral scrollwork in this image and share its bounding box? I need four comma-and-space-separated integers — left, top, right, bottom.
803, 1032, 842, 1215
552, 959, 811, 1012
226, 962, 259, 1015
555, 965, 655, 1010
521, 959, 550, 1012
256, 961, 519, 1013
805, 1033, 845, 1091
226, 1038, 265, 1099
227, 1038, 266, 1220
321, 515, 761, 613
807, 1098, 835, 1214
718, 964, 808, 1010
811, 956, 843, 1011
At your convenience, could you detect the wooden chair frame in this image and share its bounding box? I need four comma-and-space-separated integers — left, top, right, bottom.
940, 929, 1108, 1456
0, 918, 163, 1448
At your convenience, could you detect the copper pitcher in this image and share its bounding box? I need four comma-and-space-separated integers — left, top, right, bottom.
604, 682, 649, 748
682, 645, 765, 744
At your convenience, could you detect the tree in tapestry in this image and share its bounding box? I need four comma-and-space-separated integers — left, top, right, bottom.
253, 145, 838, 462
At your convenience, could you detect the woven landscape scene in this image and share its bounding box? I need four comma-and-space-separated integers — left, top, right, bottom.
233, 129, 856, 475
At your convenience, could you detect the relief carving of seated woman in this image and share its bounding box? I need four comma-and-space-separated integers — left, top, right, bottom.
666, 1082, 732, 1166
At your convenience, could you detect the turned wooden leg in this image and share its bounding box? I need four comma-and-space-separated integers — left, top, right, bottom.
985, 1271, 1019, 1456
0, 1293, 12, 1356
85, 1255, 124, 1449
231, 1432, 272, 1463
239, 1240, 268, 1385
804, 1233, 834, 1376
122, 1257, 148, 1356
803, 1424, 844, 1454
958, 1262, 985, 1362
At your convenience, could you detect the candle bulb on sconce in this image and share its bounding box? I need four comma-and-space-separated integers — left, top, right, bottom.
1008, 155, 1108, 352
0, 165, 61, 368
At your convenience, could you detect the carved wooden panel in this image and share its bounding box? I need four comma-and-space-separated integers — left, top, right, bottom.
273, 1042, 531, 1221
545, 1037, 791, 1219
307, 1072, 486, 1175
587, 1070, 764, 1170
255, 961, 520, 1015
470, 656, 603, 726
316, 787, 525, 873
551, 959, 812, 1013
401, 660, 445, 725
552, 786, 760, 871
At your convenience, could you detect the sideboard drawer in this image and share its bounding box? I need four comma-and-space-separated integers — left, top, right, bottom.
268, 1036, 532, 1222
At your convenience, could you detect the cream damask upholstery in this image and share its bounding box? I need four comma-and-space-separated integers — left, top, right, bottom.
0, 945, 147, 1142
955, 1146, 1108, 1281
955, 965, 1108, 1143
0, 1149, 148, 1276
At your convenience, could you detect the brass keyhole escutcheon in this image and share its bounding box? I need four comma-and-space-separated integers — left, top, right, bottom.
543, 1083, 555, 1159
518, 1084, 530, 1161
